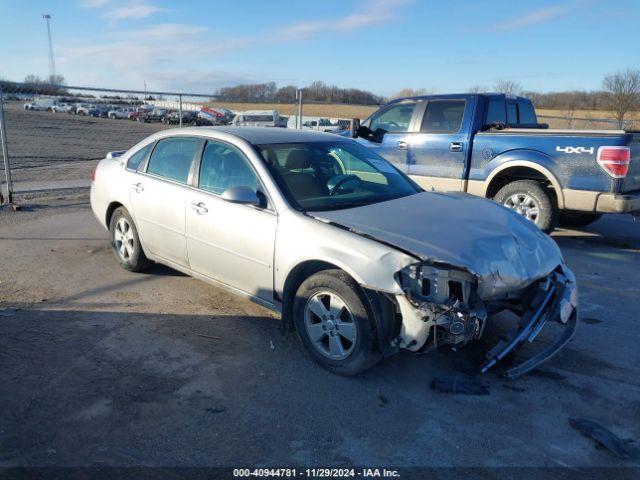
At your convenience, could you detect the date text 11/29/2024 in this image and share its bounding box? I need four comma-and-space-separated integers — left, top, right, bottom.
233, 468, 400, 477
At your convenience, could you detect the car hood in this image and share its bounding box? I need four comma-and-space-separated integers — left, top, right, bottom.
311, 191, 563, 298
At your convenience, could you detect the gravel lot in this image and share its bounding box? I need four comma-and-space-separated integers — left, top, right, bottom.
0, 195, 639, 472
0, 108, 639, 474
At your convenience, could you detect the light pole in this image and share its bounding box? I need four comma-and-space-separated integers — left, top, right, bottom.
42, 14, 56, 83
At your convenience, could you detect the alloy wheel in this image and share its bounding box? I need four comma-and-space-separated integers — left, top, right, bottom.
114, 217, 135, 261
304, 291, 357, 360
503, 193, 540, 224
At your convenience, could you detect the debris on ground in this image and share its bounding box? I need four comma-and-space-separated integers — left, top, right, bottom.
430, 375, 490, 395
569, 418, 639, 459
194, 333, 221, 340
581, 317, 604, 325
502, 383, 526, 393
205, 407, 226, 414
378, 394, 389, 407
530, 368, 567, 380
270, 340, 275, 351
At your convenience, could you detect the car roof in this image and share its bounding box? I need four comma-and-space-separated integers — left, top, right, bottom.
171, 126, 343, 145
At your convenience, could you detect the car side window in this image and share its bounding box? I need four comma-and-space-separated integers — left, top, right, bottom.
146, 137, 201, 184
198, 141, 259, 195
485, 97, 506, 126
420, 100, 465, 133
126, 143, 152, 171
369, 102, 416, 133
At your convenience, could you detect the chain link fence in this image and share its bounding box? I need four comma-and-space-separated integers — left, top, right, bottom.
0, 81, 633, 205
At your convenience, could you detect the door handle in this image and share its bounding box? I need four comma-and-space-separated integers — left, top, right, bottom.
450, 142, 463, 152
190, 202, 208, 215
397, 141, 408, 150
131, 182, 144, 193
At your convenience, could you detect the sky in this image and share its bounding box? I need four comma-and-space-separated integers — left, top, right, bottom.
0, 0, 638, 96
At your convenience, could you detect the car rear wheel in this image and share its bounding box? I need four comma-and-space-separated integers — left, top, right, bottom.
109, 207, 151, 272
558, 211, 602, 228
293, 269, 381, 376
494, 180, 556, 233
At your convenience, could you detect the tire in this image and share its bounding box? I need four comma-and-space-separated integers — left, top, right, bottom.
558, 211, 602, 228
108, 207, 151, 272
293, 269, 381, 376
494, 180, 557, 233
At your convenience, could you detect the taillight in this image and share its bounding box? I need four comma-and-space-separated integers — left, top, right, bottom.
597, 146, 631, 178
91, 165, 97, 182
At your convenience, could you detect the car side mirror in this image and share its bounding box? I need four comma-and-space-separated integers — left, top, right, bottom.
221, 186, 261, 207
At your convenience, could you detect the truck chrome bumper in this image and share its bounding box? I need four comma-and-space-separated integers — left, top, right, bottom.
563, 188, 640, 214
595, 190, 640, 214
481, 268, 578, 379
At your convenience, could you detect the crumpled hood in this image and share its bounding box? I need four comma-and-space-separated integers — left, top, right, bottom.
312, 191, 563, 298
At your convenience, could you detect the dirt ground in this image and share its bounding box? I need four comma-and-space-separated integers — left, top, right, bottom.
0, 191, 639, 472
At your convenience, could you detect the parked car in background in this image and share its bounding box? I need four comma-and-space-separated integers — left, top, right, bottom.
75, 104, 95, 116
138, 108, 170, 123
354, 93, 640, 231
163, 110, 198, 125
89, 105, 111, 118
232, 110, 284, 127
108, 107, 136, 119
23, 98, 55, 111
49, 103, 74, 113
128, 105, 154, 121
90, 127, 577, 377
303, 118, 339, 132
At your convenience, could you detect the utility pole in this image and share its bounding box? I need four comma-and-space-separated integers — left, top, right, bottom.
42, 14, 56, 83
0, 86, 14, 204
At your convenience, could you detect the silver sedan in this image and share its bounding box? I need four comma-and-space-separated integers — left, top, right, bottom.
90, 127, 577, 376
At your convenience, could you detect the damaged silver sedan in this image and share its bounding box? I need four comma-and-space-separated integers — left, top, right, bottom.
90, 127, 577, 376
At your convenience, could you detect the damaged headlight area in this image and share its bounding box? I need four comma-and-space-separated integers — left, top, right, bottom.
395, 264, 487, 350
393, 263, 578, 378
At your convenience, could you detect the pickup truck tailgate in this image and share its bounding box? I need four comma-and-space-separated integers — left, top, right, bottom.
621, 132, 640, 193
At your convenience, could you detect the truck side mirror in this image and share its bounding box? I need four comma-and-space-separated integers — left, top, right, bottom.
350, 118, 361, 138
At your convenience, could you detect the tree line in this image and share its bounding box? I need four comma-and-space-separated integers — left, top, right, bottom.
215, 81, 384, 105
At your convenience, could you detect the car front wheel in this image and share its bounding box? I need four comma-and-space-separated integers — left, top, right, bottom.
293, 270, 381, 376
109, 207, 151, 272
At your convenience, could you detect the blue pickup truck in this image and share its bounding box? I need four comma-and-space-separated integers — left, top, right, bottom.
353, 93, 640, 231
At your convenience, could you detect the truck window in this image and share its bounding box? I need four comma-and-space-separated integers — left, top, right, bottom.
518, 100, 537, 124
420, 100, 465, 134
369, 102, 416, 133
507, 102, 518, 124
485, 97, 506, 126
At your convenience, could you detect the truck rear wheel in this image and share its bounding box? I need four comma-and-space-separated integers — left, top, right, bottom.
494, 180, 556, 233
558, 211, 602, 228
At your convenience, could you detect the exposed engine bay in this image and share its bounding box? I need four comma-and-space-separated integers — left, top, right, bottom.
393, 262, 578, 378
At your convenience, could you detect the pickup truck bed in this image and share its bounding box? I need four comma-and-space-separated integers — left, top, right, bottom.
355, 93, 640, 231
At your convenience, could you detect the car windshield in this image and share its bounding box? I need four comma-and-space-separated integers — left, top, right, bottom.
255, 141, 421, 212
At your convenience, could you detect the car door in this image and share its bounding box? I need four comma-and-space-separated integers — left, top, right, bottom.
407, 98, 472, 191
356, 100, 420, 174
129, 136, 203, 267
185, 139, 277, 302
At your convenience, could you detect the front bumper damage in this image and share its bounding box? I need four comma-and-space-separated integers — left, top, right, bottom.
395, 264, 578, 378
480, 268, 578, 378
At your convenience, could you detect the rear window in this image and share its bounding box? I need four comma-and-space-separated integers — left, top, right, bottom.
146, 137, 201, 184
244, 115, 274, 122
518, 100, 537, 124
126, 144, 152, 170
507, 102, 518, 124
420, 100, 465, 133
485, 97, 506, 125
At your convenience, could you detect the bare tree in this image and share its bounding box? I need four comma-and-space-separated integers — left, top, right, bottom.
494, 80, 522, 96
602, 69, 640, 128
469, 85, 488, 93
